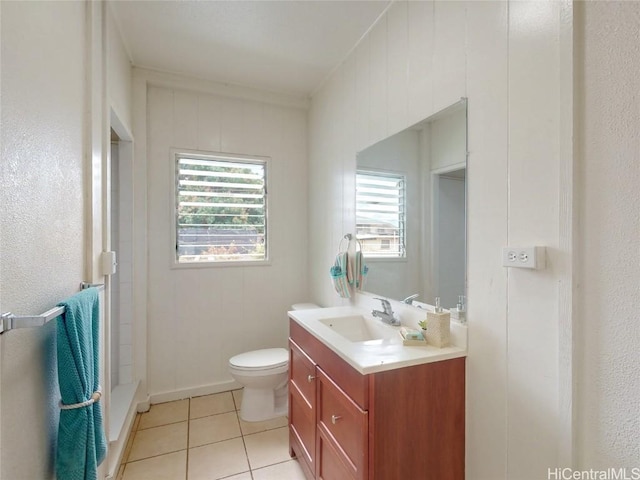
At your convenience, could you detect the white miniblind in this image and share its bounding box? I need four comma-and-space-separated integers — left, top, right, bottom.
175, 153, 267, 263
356, 170, 406, 258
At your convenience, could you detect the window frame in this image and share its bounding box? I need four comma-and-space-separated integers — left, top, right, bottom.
171, 148, 271, 268
355, 168, 407, 260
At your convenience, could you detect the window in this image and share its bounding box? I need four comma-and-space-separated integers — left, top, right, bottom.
356, 170, 406, 258
174, 151, 268, 264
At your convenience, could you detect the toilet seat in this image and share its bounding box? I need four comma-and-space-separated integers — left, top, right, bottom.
229, 348, 288, 372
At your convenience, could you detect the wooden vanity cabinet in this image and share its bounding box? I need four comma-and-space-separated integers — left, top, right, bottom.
289, 319, 465, 480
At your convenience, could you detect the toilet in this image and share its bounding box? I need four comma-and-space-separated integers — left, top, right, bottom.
228, 302, 319, 422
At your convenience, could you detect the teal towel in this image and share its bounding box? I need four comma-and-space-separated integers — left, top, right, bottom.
330, 252, 352, 298
56, 288, 107, 480
353, 251, 368, 291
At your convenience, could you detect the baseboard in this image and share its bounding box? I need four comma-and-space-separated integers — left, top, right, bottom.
149, 379, 242, 404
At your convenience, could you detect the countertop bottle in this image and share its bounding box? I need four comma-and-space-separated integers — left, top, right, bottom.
424, 297, 450, 348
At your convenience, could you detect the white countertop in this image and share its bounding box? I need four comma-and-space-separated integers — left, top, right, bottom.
289, 306, 467, 375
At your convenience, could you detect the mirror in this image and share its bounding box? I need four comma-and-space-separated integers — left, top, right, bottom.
355, 99, 467, 310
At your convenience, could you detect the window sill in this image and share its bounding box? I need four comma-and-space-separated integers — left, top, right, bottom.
171, 259, 272, 269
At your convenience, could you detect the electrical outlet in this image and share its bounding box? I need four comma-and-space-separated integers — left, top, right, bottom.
502, 246, 545, 269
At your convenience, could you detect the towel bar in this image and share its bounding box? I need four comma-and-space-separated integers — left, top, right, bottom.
0, 283, 104, 334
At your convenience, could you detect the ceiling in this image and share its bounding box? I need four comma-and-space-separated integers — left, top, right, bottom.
110, 0, 391, 97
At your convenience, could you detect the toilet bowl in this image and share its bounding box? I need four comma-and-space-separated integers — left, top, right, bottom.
229, 348, 289, 422
229, 303, 319, 422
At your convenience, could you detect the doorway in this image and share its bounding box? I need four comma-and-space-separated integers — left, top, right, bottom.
108, 110, 136, 441
433, 167, 466, 309
109, 128, 134, 390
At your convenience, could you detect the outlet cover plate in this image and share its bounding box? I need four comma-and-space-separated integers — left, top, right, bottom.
501, 246, 545, 269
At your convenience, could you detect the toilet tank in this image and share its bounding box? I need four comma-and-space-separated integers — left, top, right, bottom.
291, 303, 319, 310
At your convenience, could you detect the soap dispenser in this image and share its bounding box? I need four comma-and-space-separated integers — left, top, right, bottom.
451, 295, 466, 324
424, 297, 450, 348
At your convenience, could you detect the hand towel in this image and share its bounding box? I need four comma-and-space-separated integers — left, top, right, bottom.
56, 287, 107, 480
353, 250, 368, 291
330, 252, 352, 298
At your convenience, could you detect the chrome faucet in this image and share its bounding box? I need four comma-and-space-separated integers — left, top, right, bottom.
372, 298, 401, 326
402, 293, 419, 305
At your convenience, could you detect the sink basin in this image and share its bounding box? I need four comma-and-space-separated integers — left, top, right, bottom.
319, 315, 398, 342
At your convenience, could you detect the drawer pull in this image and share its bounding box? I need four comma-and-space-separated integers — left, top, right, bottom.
307, 375, 316, 383
331, 414, 342, 425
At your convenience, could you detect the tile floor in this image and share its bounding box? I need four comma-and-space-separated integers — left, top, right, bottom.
117, 389, 307, 480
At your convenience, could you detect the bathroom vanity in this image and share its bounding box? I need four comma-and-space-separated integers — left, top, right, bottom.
288, 307, 466, 480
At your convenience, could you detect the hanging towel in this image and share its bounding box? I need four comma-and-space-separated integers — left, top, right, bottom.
56, 287, 107, 480
330, 252, 352, 298
353, 251, 369, 291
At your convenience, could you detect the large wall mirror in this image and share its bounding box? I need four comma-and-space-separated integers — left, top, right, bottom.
355, 99, 467, 310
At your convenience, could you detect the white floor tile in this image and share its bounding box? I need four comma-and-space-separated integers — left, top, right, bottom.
190, 392, 235, 419
189, 411, 241, 448
252, 460, 307, 480
122, 451, 186, 480
188, 437, 250, 480
128, 422, 188, 462
243, 427, 291, 470
139, 399, 189, 429
223, 473, 252, 480
238, 414, 287, 436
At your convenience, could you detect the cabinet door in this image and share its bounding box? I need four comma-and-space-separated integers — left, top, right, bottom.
317, 427, 358, 480
317, 368, 368, 480
289, 339, 317, 477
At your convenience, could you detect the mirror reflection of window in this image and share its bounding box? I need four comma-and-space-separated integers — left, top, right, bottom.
356, 170, 406, 258
354, 98, 467, 309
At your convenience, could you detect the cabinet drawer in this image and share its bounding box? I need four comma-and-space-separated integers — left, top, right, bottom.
290, 387, 315, 474
289, 339, 317, 475
290, 339, 317, 406
317, 368, 368, 479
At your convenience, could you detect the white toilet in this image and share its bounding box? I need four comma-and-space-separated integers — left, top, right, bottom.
228, 303, 319, 422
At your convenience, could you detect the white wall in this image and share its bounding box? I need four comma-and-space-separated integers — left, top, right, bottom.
0, 1, 86, 478
0, 1, 135, 477
143, 80, 308, 400
430, 107, 466, 172
308, 2, 572, 478
575, 1, 640, 468
107, 3, 132, 135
